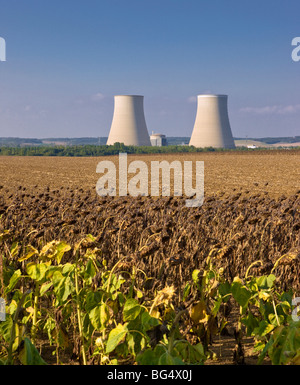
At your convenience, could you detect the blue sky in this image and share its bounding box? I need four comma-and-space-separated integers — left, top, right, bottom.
0, 0, 299, 138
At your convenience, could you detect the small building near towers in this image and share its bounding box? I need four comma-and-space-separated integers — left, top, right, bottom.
150, 132, 167, 147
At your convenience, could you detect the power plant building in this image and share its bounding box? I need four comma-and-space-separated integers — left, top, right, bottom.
189, 94, 235, 149
107, 95, 151, 146
150, 132, 167, 147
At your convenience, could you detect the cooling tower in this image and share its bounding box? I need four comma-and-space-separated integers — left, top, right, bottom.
189, 94, 235, 149
107, 95, 151, 146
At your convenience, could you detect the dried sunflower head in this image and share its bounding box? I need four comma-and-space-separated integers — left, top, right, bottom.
154, 285, 176, 306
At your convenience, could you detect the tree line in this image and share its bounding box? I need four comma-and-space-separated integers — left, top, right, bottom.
0, 143, 241, 156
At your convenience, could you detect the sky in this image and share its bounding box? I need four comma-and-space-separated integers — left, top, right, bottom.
0, 0, 299, 139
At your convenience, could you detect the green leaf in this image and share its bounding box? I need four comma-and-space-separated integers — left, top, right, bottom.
279, 300, 292, 316
231, 281, 251, 309
268, 326, 288, 365
137, 345, 166, 365
192, 269, 201, 285
211, 297, 222, 317
62, 263, 75, 275
39, 281, 53, 296
52, 271, 75, 303
123, 298, 143, 321
268, 313, 284, 327
19, 337, 47, 365
280, 290, 293, 305
242, 311, 259, 336
158, 351, 176, 365
84, 259, 96, 281
193, 343, 205, 359
18, 245, 39, 262
257, 337, 273, 364
256, 274, 276, 290
26, 263, 48, 282
140, 311, 160, 331
89, 303, 110, 331
137, 347, 158, 365
173, 341, 205, 364
126, 331, 145, 356
85, 291, 103, 312
290, 325, 300, 352
265, 323, 300, 365
182, 282, 191, 301
0, 315, 13, 342
218, 281, 231, 298
255, 320, 275, 337
10, 242, 20, 258
158, 351, 185, 365
254, 340, 266, 353
106, 323, 128, 353
5, 269, 21, 294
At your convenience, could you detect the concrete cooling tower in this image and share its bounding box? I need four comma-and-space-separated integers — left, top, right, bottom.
189, 94, 235, 149
107, 95, 151, 146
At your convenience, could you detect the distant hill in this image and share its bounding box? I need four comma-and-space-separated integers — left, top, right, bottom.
234, 136, 300, 144
234, 137, 300, 148
234, 139, 272, 148
0, 137, 105, 147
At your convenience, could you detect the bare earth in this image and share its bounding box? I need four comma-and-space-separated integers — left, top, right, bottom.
0, 150, 299, 198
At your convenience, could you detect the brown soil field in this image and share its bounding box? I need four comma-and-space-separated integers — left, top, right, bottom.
0, 150, 299, 365
0, 149, 299, 197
